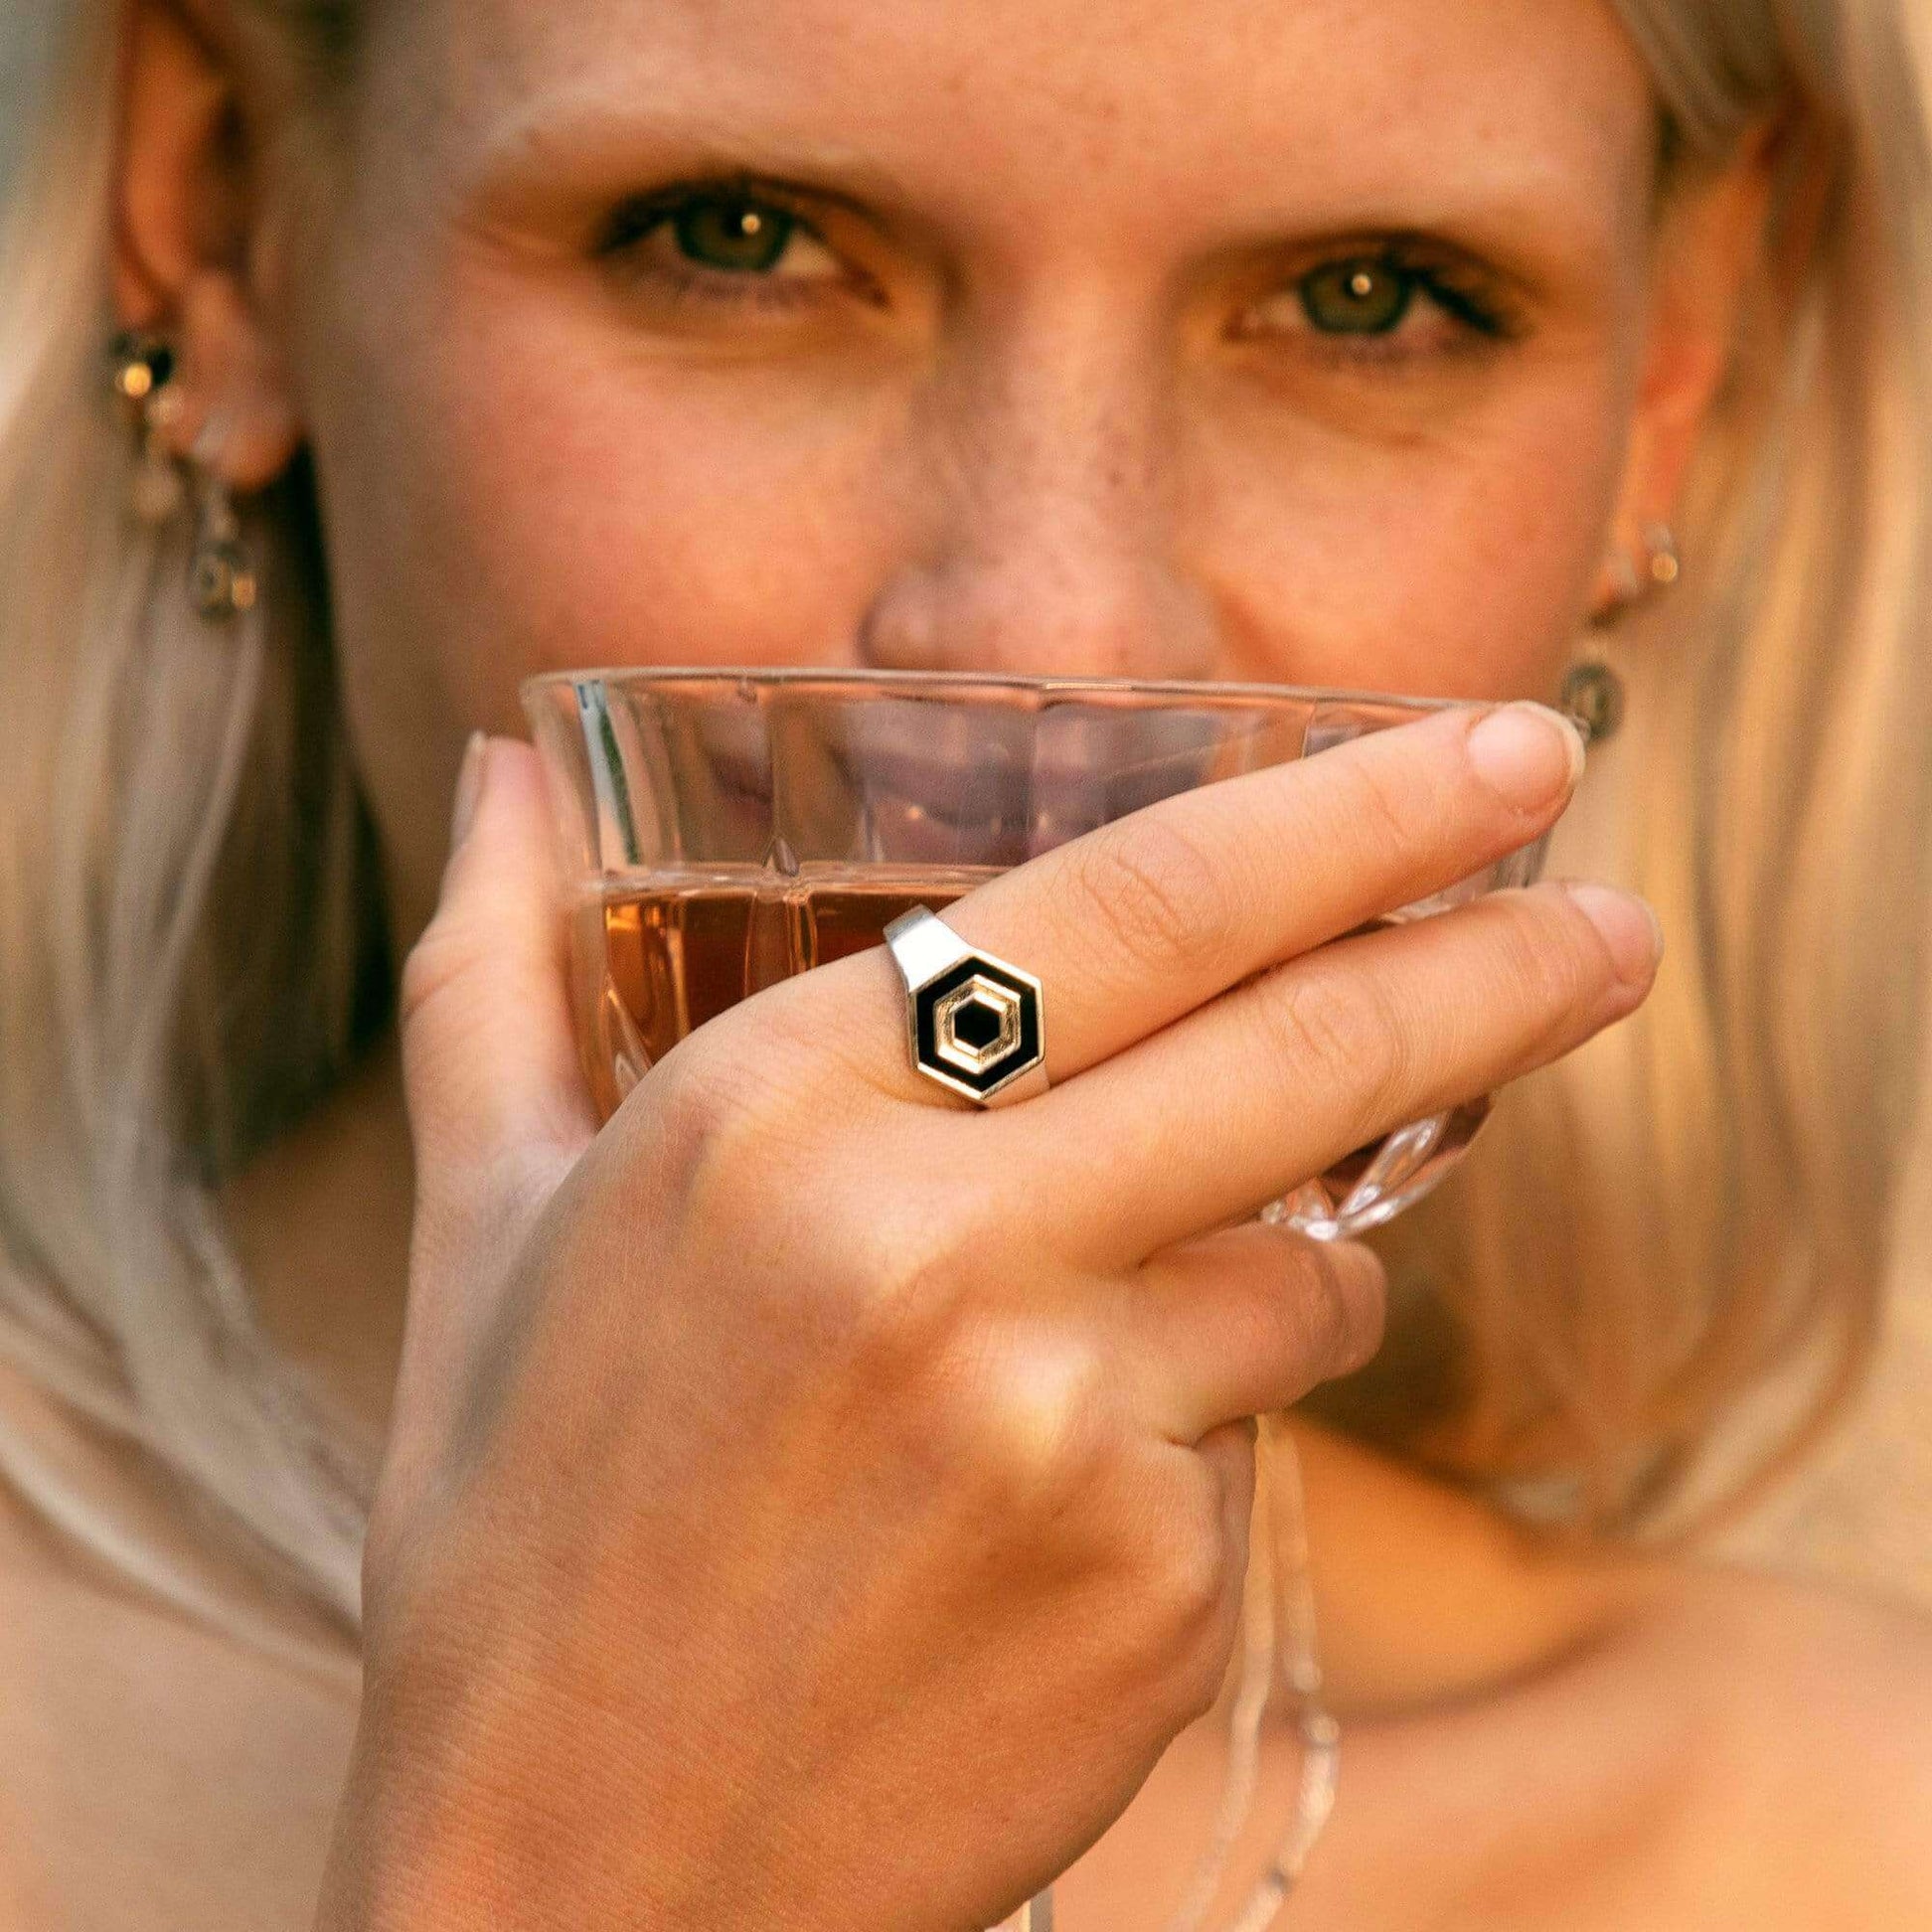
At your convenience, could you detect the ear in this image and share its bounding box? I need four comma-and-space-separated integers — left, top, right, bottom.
114, 0, 302, 491
1597, 119, 1785, 609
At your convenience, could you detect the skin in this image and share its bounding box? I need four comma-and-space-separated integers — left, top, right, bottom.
0, 0, 1926, 1925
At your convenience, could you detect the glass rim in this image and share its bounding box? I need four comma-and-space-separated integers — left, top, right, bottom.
519, 664, 1475, 713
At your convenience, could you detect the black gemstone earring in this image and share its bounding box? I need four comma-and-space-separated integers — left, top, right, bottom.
1559, 660, 1626, 746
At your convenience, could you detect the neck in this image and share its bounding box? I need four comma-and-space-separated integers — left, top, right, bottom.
1283, 1422, 1642, 1715
223, 1033, 1643, 1707
222, 1031, 415, 1441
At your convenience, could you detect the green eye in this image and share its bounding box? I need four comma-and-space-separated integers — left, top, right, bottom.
672, 197, 796, 273
1299, 257, 1414, 335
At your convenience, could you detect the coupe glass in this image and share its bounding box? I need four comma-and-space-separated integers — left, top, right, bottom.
523, 668, 1548, 1242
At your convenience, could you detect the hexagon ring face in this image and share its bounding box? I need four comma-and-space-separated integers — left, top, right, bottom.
884, 906, 1048, 1107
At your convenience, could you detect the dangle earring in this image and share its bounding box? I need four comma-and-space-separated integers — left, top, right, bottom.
187, 419, 259, 621
1561, 520, 1682, 746
110, 329, 188, 525
189, 467, 259, 620
109, 329, 259, 619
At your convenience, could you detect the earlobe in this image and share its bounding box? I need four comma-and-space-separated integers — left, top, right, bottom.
113, 0, 303, 491
174, 274, 305, 487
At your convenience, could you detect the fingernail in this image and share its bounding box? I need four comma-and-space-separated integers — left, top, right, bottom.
1466, 703, 1586, 812
449, 732, 488, 850
1563, 882, 1664, 983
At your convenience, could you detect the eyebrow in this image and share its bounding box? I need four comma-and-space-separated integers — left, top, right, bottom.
462, 88, 927, 229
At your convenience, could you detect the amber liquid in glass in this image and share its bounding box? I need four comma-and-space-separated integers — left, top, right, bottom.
580, 864, 994, 1117
582, 864, 1486, 1228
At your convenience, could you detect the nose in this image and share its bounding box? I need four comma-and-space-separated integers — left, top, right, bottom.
858, 313, 1218, 683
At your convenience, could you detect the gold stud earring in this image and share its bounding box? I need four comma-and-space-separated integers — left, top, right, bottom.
1641, 521, 1681, 588
109, 329, 174, 404
1593, 520, 1683, 626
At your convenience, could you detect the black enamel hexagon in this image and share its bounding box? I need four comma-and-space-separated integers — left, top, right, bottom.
949, 994, 1007, 1054
912, 955, 1044, 1098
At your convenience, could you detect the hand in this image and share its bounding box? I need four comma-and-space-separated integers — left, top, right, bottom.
313, 701, 1656, 1932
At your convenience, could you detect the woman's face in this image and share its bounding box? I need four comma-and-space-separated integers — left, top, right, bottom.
236, 0, 1745, 938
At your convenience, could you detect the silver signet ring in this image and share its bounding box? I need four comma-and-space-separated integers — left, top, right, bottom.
883, 906, 1049, 1108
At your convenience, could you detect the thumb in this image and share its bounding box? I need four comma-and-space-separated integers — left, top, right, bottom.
399, 734, 598, 1235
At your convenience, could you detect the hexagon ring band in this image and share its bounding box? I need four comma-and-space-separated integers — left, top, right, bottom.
883, 906, 1050, 1108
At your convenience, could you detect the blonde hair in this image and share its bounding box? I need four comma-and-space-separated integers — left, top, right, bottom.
0, 0, 377, 1654
1, 0, 1928, 1649
1346, 0, 1932, 1534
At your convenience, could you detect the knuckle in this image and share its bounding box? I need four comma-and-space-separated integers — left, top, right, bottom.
949, 1332, 1117, 1507
397, 917, 472, 1037
1066, 817, 1236, 980
642, 1035, 813, 1235
1159, 1516, 1227, 1641
646, 1034, 992, 1367
648, 973, 911, 1218
900, 1317, 1121, 1527
744, 1172, 995, 1390
1259, 965, 1410, 1126
1328, 747, 1437, 866
647, 1038, 758, 1175
1495, 892, 1602, 1040
833, 1197, 974, 1351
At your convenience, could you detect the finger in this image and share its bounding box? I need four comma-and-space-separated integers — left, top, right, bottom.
399, 736, 598, 1229
930, 699, 1582, 1086
1021, 878, 1660, 1266
1124, 1226, 1386, 1442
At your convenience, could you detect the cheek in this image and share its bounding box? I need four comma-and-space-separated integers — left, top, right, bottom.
1193, 367, 1627, 700
345, 277, 919, 730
